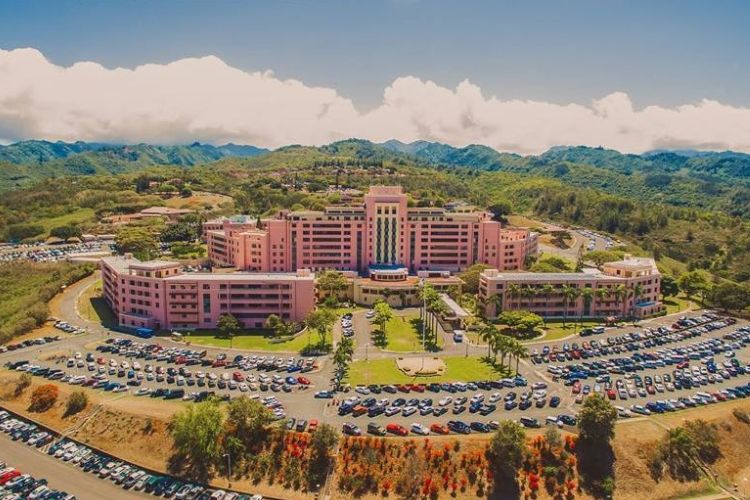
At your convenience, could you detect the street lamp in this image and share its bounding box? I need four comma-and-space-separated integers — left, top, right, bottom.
222, 452, 232, 487
418, 278, 426, 373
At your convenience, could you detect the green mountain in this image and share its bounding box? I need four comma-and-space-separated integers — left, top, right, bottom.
0, 140, 268, 189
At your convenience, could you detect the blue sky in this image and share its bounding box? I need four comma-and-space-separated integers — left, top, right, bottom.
1, 0, 748, 109
1, 0, 749, 152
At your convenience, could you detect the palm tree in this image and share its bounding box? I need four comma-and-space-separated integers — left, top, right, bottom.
511, 340, 529, 375
632, 282, 645, 315
506, 284, 521, 311
561, 285, 580, 327
479, 324, 497, 358
612, 284, 628, 315
580, 287, 595, 323
594, 287, 610, 311
495, 334, 512, 370
521, 286, 536, 310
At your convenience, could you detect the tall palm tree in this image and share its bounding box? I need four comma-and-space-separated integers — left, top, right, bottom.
521, 285, 536, 310
506, 283, 521, 311
612, 284, 628, 317
561, 285, 580, 327
580, 287, 595, 322
479, 324, 497, 358
632, 282, 645, 315
511, 340, 529, 376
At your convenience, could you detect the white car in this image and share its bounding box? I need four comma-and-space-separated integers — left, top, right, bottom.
411, 423, 430, 435
438, 397, 452, 406
488, 392, 502, 403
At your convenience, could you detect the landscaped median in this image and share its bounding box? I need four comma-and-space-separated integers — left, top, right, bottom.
345, 356, 510, 385
371, 310, 444, 352
178, 328, 317, 352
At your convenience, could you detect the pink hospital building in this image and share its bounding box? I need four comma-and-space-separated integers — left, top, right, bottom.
205, 186, 538, 274
100, 255, 316, 330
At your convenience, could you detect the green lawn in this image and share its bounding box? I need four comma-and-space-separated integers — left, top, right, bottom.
535, 319, 603, 342
663, 294, 699, 315
346, 356, 509, 385
38, 208, 96, 232
372, 311, 443, 352
77, 279, 117, 327
184, 329, 320, 352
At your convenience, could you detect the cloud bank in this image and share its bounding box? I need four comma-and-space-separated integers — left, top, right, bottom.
1, 47, 749, 154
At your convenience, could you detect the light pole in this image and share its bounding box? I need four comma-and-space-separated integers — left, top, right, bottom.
419, 278, 426, 373
222, 452, 231, 487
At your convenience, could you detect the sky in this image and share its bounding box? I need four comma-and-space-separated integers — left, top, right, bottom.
1, 0, 749, 153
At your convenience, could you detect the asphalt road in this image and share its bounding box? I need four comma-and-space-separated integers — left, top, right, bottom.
0, 431, 149, 499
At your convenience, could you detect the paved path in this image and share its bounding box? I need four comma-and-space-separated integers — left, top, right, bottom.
0, 431, 149, 499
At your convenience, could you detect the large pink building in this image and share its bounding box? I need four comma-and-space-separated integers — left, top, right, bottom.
479, 257, 663, 319
206, 186, 538, 274
100, 255, 316, 330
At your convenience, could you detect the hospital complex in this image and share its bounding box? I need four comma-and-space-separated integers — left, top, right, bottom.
101, 186, 662, 331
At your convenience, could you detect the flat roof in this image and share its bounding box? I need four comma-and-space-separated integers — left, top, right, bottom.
440, 293, 470, 318
481, 271, 622, 282
164, 272, 314, 282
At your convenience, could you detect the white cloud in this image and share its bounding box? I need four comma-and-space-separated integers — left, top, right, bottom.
1, 47, 750, 154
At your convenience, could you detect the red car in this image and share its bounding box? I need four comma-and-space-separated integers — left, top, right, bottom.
572, 383, 581, 394
410, 384, 425, 393
396, 384, 411, 393
386, 423, 409, 436
676, 360, 689, 369
606, 389, 616, 400
0, 470, 20, 485
430, 423, 450, 435
297, 376, 311, 385
232, 371, 244, 382
308, 419, 319, 432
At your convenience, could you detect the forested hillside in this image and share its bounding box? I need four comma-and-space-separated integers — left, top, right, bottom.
0, 140, 267, 189
1, 138, 750, 284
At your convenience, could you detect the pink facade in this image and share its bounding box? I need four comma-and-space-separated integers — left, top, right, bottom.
478, 257, 662, 319
101, 255, 316, 330
206, 186, 538, 274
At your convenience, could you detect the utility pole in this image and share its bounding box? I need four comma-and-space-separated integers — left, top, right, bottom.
222, 452, 231, 487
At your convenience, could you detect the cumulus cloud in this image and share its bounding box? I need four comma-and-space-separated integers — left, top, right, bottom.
1, 47, 750, 154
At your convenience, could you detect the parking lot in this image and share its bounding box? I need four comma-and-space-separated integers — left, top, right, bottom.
7, 310, 750, 439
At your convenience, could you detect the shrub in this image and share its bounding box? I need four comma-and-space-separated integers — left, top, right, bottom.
733, 408, 750, 425
64, 390, 88, 417
29, 384, 59, 412
14, 373, 32, 397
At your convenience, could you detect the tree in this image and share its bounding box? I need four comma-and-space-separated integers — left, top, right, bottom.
265, 314, 296, 338
29, 384, 59, 412
708, 282, 750, 312
64, 390, 88, 417
561, 285, 580, 326
7, 223, 45, 241
169, 397, 225, 480
217, 313, 241, 347
678, 270, 710, 301
305, 308, 336, 346
497, 310, 543, 338
458, 263, 491, 294
317, 270, 348, 302
115, 225, 159, 260
308, 423, 339, 489
487, 201, 512, 222
479, 324, 498, 358
50, 225, 82, 240
584, 250, 624, 267
683, 419, 721, 463
160, 222, 199, 242
486, 420, 526, 496
576, 394, 618, 498
373, 300, 393, 344
660, 274, 679, 299
580, 286, 595, 320
226, 396, 272, 452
